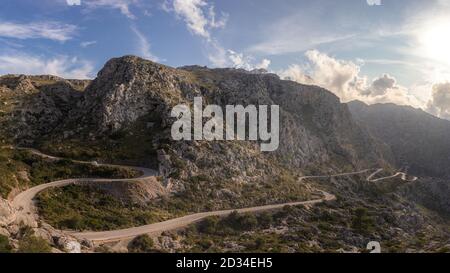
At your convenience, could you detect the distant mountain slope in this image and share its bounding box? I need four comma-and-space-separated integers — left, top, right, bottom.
348, 100, 450, 178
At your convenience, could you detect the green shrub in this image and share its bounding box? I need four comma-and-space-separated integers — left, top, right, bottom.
351, 207, 375, 234
0, 235, 12, 253
198, 216, 220, 234
197, 238, 214, 250
254, 237, 266, 250
238, 214, 258, 230
17, 234, 52, 253
257, 212, 273, 229
128, 235, 155, 253
197, 211, 262, 236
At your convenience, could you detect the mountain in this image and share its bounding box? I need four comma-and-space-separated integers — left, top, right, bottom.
1, 56, 450, 253
0, 56, 394, 210
2, 56, 390, 183
348, 100, 450, 178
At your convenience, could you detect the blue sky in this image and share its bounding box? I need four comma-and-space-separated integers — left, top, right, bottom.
2, 0, 450, 118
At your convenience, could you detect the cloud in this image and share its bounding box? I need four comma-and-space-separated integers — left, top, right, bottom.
366, 0, 382, 6
166, 0, 228, 39
255, 59, 271, 70
227, 50, 269, 70
247, 7, 358, 56
277, 64, 314, 84
277, 50, 421, 107
130, 26, 159, 62
426, 83, 450, 119
80, 40, 97, 48
207, 3, 228, 29
363, 74, 397, 96
362, 75, 421, 106
164, 0, 233, 67
206, 47, 271, 70
0, 21, 77, 42
66, 0, 81, 6
84, 0, 139, 19
303, 49, 364, 101
0, 53, 94, 79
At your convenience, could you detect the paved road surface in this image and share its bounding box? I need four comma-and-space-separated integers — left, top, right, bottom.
366, 168, 418, 182
72, 190, 336, 243
7, 147, 417, 244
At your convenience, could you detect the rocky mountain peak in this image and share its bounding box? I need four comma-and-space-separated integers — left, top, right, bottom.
73, 56, 194, 133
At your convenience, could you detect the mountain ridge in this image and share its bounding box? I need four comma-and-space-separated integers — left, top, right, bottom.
348, 100, 450, 178
1, 56, 450, 252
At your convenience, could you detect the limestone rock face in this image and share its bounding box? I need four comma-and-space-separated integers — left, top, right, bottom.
0, 74, 89, 143
73, 56, 192, 133
0, 198, 14, 227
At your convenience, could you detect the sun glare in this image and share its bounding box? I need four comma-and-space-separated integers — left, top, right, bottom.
419, 19, 450, 66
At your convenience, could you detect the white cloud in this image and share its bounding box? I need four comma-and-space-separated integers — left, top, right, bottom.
84, 0, 139, 19
362, 75, 421, 106
227, 50, 254, 70
278, 64, 314, 84
164, 0, 233, 67
303, 49, 364, 101
174, 0, 209, 38
277, 50, 421, 107
426, 83, 450, 119
207, 4, 228, 29
227, 51, 270, 70
130, 26, 159, 62
66, 0, 81, 6
80, 40, 97, 48
167, 0, 228, 39
0, 53, 94, 79
208, 49, 271, 70
366, 0, 382, 6
0, 21, 77, 42
255, 59, 271, 70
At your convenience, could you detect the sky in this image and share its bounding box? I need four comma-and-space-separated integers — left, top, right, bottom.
2, 0, 450, 119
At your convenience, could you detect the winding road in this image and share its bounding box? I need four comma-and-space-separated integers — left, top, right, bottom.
10, 147, 157, 228
366, 168, 418, 182
6, 147, 417, 244
71, 191, 336, 243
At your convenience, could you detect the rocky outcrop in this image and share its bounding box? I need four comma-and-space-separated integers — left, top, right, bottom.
0, 198, 14, 227
71, 56, 191, 133
0, 75, 88, 143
